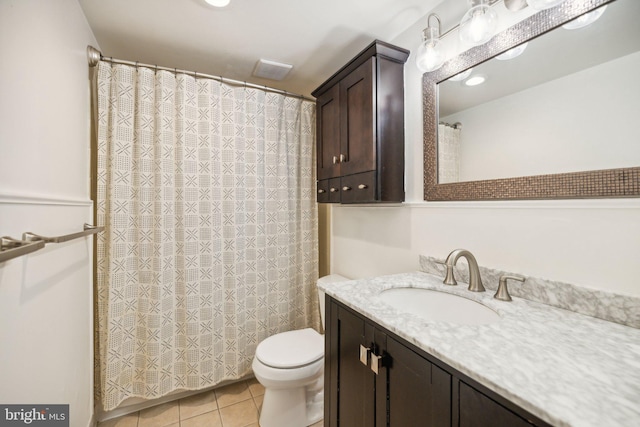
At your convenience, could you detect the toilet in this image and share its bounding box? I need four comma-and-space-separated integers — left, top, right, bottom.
252, 274, 350, 427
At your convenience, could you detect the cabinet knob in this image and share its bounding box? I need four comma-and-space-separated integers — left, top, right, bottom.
332, 156, 338, 164
339, 154, 346, 163
359, 345, 370, 366
330, 187, 338, 193
358, 184, 368, 190
342, 186, 352, 191
318, 189, 326, 194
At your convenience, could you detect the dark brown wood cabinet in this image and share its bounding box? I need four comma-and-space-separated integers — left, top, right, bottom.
326, 300, 451, 427
312, 40, 409, 204
325, 297, 551, 427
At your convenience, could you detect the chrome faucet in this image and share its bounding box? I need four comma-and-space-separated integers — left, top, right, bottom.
442, 249, 485, 292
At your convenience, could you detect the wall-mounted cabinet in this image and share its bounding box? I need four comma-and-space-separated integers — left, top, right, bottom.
312, 40, 409, 204
325, 297, 552, 427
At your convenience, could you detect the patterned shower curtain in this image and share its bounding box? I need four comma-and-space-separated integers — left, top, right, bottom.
438, 123, 461, 184
94, 61, 319, 411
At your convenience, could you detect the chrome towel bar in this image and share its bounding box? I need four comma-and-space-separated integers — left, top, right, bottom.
0, 237, 46, 263
23, 223, 103, 244
0, 223, 104, 264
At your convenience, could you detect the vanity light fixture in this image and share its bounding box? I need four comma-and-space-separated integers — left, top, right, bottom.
204, 0, 230, 7
416, 14, 446, 73
495, 42, 528, 60
562, 5, 607, 30
526, 0, 567, 10
459, 0, 499, 47
464, 75, 486, 86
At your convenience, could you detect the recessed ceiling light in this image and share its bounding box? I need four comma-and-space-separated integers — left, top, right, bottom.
204, 0, 230, 7
464, 75, 486, 86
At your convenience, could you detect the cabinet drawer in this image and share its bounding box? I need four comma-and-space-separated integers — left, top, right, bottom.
328, 178, 341, 203
317, 179, 341, 203
317, 180, 329, 203
340, 172, 376, 203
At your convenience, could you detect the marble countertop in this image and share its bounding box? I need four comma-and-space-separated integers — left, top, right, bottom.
318, 271, 640, 427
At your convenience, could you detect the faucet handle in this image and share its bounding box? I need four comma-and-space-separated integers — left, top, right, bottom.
494, 275, 525, 302
435, 260, 457, 286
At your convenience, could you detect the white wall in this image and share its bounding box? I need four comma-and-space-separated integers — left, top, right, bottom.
443, 51, 640, 181
0, 1, 98, 426
330, 3, 640, 297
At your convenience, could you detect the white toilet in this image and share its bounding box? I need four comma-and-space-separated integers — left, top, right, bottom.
252, 274, 349, 427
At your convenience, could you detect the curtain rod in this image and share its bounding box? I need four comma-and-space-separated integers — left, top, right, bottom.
86, 46, 315, 102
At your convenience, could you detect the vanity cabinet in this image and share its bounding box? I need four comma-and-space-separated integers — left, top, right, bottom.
312, 40, 409, 204
325, 297, 549, 427
326, 300, 451, 427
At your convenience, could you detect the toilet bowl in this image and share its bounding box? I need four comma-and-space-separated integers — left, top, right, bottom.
252, 274, 350, 427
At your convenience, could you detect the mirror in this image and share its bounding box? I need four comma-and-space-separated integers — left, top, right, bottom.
423, 0, 640, 200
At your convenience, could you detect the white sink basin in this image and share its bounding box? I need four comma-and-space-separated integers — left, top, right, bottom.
377, 288, 500, 325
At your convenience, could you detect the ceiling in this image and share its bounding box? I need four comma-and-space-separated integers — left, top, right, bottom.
78, 0, 443, 97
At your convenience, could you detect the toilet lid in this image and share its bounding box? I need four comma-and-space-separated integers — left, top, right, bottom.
256, 328, 323, 368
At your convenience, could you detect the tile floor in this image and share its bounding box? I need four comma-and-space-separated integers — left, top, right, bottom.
97, 378, 324, 427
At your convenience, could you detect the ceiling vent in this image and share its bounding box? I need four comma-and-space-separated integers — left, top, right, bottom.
252, 59, 293, 81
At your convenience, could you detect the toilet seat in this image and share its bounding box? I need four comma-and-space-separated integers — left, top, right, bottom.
256, 328, 323, 369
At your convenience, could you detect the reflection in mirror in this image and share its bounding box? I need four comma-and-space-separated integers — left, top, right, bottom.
437, 0, 640, 183
423, 0, 640, 200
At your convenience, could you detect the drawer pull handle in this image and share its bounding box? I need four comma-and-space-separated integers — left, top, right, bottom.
359, 345, 370, 366
358, 184, 368, 190
342, 186, 352, 191
330, 187, 338, 193
371, 352, 390, 375
318, 189, 326, 194
339, 154, 346, 163
332, 156, 338, 164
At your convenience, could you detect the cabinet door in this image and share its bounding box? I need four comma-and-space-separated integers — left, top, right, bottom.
386, 336, 452, 427
339, 58, 376, 176
329, 305, 375, 427
459, 382, 534, 427
317, 84, 341, 180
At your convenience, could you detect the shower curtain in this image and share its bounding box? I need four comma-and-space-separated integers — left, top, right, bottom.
438, 123, 461, 184
94, 61, 319, 410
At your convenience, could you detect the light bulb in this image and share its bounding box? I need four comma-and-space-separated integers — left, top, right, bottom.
416, 15, 445, 73
563, 6, 607, 30
526, 0, 566, 10
459, 3, 498, 46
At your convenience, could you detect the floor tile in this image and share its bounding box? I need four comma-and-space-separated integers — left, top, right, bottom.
215, 381, 252, 408
97, 413, 138, 427
219, 399, 259, 427
179, 390, 217, 420
246, 378, 265, 397
253, 394, 263, 413
138, 401, 179, 427
180, 410, 223, 427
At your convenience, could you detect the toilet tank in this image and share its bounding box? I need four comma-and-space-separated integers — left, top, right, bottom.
317, 274, 350, 328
